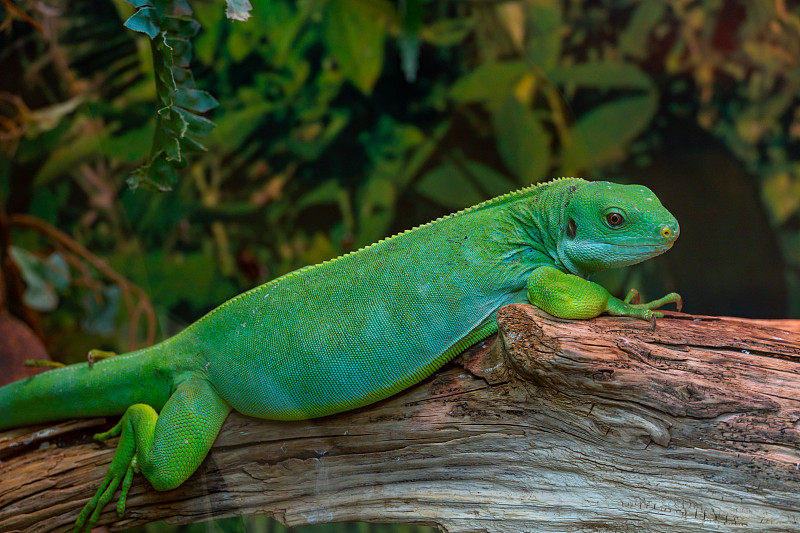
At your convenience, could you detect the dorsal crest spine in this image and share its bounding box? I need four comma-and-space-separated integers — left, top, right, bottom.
197, 177, 582, 322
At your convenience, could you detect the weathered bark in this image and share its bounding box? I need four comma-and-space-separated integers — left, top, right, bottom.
1, 305, 799, 532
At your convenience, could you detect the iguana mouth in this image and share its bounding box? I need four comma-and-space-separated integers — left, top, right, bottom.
603, 242, 672, 250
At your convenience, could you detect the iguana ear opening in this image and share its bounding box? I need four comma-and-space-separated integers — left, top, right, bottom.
566, 218, 577, 239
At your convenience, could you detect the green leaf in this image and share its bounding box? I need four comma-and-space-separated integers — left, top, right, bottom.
128, 154, 178, 191
394, 119, 450, 188
286, 111, 350, 161
27, 97, 84, 134
155, 124, 182, 161
173, 106, 215, 136
174, 87, 219, 112
21, 279, 58, 312
548, 62, 655, 91
255, 0, 311, 68
43, 253, 70, 291
440, 152, 518, 198
420, 17, 475, 46
450, 61, 528, 104
152, 34, 178, 104
417, 162, 484, 210
8, 247, 69, 312
456, 156, 517, 197
177, 133, 207, 154
415, 152, 515, 210
763, 171, 800, 224
192, 1, 225, 63
124, 7, 161, 39
34, 126, 111, 185
210, 103, 273, 150
158, 15, 201, 36
526, 0, 562, 72
493, 96, 551, 184
81, 285, 121, 336
104, 122, 154, 163
165, 36, 192, 68
618, 0, 666, 60
159, 106, 188, 138
561, 93, 657, 172
355, 176, 397, 246
226, 26, 256, 62
297, 180, 346, 210
109, 250, 235, 312
225, 0, 253, 22
29, 183, 69, 225
323, 0, 392, 94
400, 0, 423, 33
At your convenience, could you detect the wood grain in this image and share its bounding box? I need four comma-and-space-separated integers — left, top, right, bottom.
1, 305, 799, 532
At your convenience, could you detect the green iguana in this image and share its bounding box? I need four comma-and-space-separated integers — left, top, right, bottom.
0, 177, 681, 532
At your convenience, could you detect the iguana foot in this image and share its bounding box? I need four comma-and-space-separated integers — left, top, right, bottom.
624, 289, 682, 312
624, 288, 640, 304
606, 291, 682, 329
73, 376, 231, 532
74, 414, 143, 533
88, 349, 117, 369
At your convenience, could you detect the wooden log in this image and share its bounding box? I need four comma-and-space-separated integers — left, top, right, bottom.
1, 305, 799, 532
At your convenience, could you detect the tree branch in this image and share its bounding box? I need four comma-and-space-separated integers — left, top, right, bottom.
2, 305, 799, 532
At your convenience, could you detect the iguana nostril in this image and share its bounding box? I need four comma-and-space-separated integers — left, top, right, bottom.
660, 226, 674, 240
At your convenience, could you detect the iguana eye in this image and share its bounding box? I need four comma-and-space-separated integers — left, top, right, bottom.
606, 212, 624, 227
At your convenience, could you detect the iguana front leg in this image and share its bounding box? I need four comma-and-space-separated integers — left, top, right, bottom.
74, 374, 231, 532
526, 265, 681, 327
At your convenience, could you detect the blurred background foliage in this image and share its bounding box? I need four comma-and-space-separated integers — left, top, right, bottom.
1, 0, 800, 530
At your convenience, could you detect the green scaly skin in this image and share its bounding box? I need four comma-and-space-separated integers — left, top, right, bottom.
0, 178, 681, 531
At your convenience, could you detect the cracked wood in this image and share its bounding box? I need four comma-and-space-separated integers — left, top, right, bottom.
1, 305, 799, 532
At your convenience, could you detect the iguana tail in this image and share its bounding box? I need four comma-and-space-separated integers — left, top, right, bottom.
0, 342, 176, 431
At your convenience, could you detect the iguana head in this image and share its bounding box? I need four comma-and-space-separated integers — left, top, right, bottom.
557, 181, 679, 276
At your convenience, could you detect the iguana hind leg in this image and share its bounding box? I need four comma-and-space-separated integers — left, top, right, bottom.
74, 374, 231, 532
